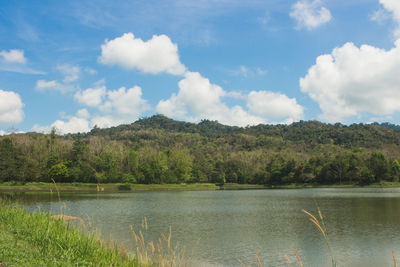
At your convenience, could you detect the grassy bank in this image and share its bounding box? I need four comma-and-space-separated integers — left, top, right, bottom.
1, 181, 400, 193
0, 182, 219, 192
0, 201, 137, 266
268, 181, 400, 189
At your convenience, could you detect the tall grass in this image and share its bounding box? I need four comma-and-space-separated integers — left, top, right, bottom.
0, 199, 137, 266
129, 218, 186, 267
0, 198, 187, 267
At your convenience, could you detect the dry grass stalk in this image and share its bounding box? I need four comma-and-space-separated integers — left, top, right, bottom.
291, 248, 303, 267
393, 251, 398, 267
129, 222, 185, 267
51, 214, 82, 221
302, 208, 336, 267
255, 251, 263, 267
237, 258, 247, 267
285, 255, 292, 264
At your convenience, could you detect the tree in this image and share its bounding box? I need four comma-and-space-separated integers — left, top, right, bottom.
0, 138, 21, 182
167, 148, 193, 183
368, 152, 390, 182
391, 160, 400, 182
48, 163, 69, 182
124, 148, 139, 175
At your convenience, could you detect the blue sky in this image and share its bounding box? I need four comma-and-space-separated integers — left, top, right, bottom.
1, 0, 400, 134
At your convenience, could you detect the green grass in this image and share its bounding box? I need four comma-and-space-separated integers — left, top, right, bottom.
0, 201, 137, 266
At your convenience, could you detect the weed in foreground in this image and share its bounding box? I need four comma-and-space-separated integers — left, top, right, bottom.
302, 208, 336, 267
129, 217, 186, 267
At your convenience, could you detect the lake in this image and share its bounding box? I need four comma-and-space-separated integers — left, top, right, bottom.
3, 188, 400, 266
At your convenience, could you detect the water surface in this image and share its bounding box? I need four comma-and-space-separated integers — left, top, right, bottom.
3, 188, 400, 267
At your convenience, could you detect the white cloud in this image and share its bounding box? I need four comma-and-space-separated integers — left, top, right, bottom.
0, 89, 24, 125
157, 71, 301, 126
377, 0, 400, 37
52, 117, 90, 134
56, 64, 80, 83
231, 66, 268, 78
85, 67, 97, 75
37, 81, 151, 133
76, 108, 90, 119
0, 49, 44, 74
0, 65, 45, 75
91, 115, 126, 129
74, 85, 106, 107
35, 64, 86, 94
157, 72, 226, 119
32, 109, 90, 135
31, 124, 52, 134
0, 130, 5, 136
0, 49, 27, 64
371, 8, 391, 24
290, 0, 332, 30
300, 40, 400, 122
98, 86, 150, 123
35, 80, 76, 93
99, 32, 186, 75
247, 91, 304, 123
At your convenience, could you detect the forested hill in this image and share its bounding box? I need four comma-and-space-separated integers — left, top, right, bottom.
84, 115, 400, 148
2, 115, 400, 186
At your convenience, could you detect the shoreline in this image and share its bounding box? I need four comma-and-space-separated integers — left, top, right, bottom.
1, 181, 400, 192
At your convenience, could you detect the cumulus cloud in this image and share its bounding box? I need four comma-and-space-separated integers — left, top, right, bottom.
371, 8, 391, 24
300, 40, 400, 122
35, 80, 76, 94
32, 110, 90, 135
76, 108, 90, 119
56, 64, 80, 83
52, 117, 91, 134
95, 86, 150, 127
290, 0, 332, 30
247, 91, 304, 123
0, 49, 27, 64
0, 89, 24, 125
38, 81, 151, 134
99, 33, 186, 75
35, 64, 86, 94
157, 71, 302, 126
377, 0, 400, 37
0, 49, 44, 74
74, 85, 106, 107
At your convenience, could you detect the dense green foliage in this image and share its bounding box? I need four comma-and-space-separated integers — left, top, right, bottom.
2, 115, 400, 185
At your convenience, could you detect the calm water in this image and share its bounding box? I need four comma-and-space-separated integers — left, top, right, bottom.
3, 188, 400, 266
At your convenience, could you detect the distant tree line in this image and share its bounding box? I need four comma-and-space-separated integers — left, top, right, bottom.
1, 115, 400, 185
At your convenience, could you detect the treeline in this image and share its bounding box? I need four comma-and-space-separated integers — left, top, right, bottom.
1, 115, 400, 185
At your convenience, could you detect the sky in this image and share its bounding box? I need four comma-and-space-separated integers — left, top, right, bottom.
1, 0, 400, 134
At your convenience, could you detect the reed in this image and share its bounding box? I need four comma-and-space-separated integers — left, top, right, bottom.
290, 248, 303, 267
302, 208, 336, 267
129, 218, 186, 267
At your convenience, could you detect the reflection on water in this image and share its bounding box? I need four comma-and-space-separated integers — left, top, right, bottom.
2, 188, 400, 267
